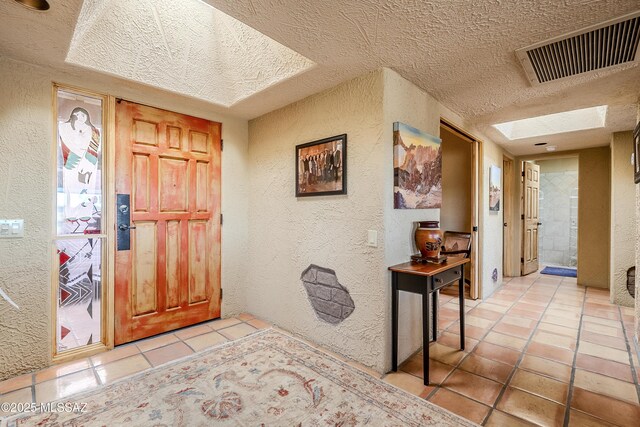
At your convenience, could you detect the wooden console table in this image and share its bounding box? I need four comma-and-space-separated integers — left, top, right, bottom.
389, 257, 470, 385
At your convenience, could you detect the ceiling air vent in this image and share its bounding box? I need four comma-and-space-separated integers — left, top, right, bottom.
516, 11, 640, 85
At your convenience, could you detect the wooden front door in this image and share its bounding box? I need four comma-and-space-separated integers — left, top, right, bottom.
114, 100, 221, 345
522, 161, 540, 275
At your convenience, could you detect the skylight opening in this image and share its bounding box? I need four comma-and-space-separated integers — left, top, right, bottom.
493, 106, 608, 140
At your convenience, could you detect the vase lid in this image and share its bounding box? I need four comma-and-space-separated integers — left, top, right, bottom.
418, 221, 440, 228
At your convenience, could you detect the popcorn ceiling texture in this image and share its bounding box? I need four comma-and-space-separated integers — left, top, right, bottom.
610, 131, 635, 307
66, 0, 315, 107
1, 0, 638, 152
206, 0, 640, 151
0, 56, 251, 381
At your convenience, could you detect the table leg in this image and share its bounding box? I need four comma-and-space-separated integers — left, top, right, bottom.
432, 290, 438, 341
459, 264, 465, 351
392, 272, 398, 371
423, 289, 430, 385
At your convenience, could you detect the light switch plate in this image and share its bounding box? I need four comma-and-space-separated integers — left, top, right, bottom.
367, 230, 378, 247
0, 220, 24, 238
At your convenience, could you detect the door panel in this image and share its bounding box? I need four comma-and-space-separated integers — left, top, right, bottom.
522, 162, 540, 275
115, 100, 221, 345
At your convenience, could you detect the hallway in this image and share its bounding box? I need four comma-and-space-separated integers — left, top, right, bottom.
384, 272, 640, 426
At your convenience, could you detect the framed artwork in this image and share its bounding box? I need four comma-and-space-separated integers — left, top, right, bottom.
393, 122, 442, 209
489, 165, 501, 212
296, 134, 347, 197
634, 121, 640, 184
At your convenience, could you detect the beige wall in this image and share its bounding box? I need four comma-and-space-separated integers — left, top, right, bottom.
537, 157, 579, 174
441, 127, 472, 233
245, 68, 506, 372
0, 57, 250, 381
381, 69, 505, 364
247, 70, 388, 371
610, 131, 635, 307
481, 141, 506, 296
382, 69, 467, 366
578, 147, 611, 288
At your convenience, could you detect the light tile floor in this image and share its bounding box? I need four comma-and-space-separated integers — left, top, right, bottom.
0, 314, 268, 417
1, 274, 639, 426
382, 271, 640, 426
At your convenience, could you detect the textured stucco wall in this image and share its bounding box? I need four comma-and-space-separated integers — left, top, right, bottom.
0, 58, 52, 380
0, 56, 249, 381
247, 70, 387, 372
610, 131, 635, 307
381, 68, 504, 365
577, 147, 611, 288
382, 69, 446, 366
481, 141, 505, 297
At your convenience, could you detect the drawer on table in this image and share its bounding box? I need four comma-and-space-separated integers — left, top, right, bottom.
432, 267, 462, 291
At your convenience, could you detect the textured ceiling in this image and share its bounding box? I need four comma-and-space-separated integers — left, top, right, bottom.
66, 0, 314, 107
0, 0, 639, 155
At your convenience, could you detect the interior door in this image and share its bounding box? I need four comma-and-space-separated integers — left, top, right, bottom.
522, 161, 540, 275
114, 100, 221, 345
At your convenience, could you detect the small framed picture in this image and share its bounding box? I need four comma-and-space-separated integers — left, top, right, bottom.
489, 165, 501, 212
296, 134, 347, 197
634, 121, 640, 184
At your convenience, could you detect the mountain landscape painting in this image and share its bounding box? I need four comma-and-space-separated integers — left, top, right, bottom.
393, 122, 442, 209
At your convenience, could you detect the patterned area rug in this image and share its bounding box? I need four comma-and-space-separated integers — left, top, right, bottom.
6, 330, 475, 426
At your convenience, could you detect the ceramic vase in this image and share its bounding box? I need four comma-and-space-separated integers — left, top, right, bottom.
415, 221, 443, 258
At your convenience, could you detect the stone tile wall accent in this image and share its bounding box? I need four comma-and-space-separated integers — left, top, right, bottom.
301, 265, 355, 324
539, 170, 578, 267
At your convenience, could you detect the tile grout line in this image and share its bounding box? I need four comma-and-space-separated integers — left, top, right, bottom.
422, 279, 516, 397
0, 317, 260, 407
419, 275, 555, 423
616, 305, 640, 404
87, 352, 103, 388
482, 277, 565, 425
560, 279, 588, 427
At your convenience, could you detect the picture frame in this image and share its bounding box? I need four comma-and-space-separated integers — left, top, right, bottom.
489, 165, 501, 212
634, 121, 640, 184
393, 122, 442, 209
295, 134, 347, 197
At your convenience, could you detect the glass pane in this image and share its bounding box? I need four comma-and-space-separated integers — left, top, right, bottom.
56, 238, 102, 352
56, 89, 103, 235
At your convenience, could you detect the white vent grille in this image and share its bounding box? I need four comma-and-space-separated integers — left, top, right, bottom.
517, 11, 640, 85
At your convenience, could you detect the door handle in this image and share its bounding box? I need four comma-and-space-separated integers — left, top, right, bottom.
537, 222, 542, 225
116, 194, 132, 251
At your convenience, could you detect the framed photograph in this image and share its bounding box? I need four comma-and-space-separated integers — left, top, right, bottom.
393, 122, 442, 209
489, 165, 501, 212
296, 134, 347, 197
634, 121, 640, 184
